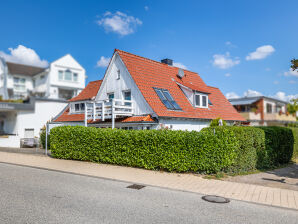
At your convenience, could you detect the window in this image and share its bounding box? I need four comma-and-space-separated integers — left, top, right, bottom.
194, 93, 208, 108
58, 71, 64, 80
73, 73, 78, 82
154, 88, 181, 110
80, 103, 85, 111
75, 103, 80, 111
108, 93, 114, 101
202, 96, 207, 107
266, 103, 272, 113
117, 69, 120, 79
13, 77, 26, 92
58, 70, 79, 82
40, 75, 45, 80
195, 95, 200, 106
123, 91, 131, 106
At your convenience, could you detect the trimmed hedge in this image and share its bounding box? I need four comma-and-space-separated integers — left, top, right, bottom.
203, 126, 294, 171
40, 129, 50, 149
50, 126, 239, 173
50, 125, 295, 174
289, 128, 298, 160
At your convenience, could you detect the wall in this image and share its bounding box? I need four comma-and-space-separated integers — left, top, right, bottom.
0, 135, 20, 147
16, 100, 67, 138
96, 54, 153, 116
158, 118, 209, 131
48, 54, 85, 97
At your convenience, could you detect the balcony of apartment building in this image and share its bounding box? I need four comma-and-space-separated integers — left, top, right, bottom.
234, 104, 262, 121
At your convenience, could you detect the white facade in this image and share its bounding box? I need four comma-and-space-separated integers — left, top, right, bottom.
95, 54, 153, 116
0, 54, 85, 100
0, 54, 86, 148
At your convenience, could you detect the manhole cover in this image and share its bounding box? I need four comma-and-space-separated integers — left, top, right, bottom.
127, 184, 146, 190
202, 195, 230, 203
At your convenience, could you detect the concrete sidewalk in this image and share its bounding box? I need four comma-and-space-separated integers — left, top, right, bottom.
0, 151, 297, 210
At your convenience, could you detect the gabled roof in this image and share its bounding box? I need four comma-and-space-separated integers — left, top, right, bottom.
6, 62, 45, 76
229, 96, 288, 105
69, 80, 102, 102
116, 49, 245, 121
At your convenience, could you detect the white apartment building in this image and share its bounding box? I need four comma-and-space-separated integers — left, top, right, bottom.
0, 54, 86, 147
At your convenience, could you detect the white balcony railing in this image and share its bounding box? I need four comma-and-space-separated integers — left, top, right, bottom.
84, 99, 133, 128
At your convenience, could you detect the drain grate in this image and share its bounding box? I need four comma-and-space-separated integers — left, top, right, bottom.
202, 195, 230, 203
127, 184, 146, 190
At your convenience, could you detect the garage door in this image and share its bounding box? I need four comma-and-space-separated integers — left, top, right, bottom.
24, 129, 34, 138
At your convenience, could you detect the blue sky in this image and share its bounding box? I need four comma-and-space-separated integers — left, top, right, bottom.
0, 0, 297, 101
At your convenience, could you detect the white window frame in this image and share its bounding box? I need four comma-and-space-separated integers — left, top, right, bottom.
116, 69, 120, 80
13, 77, 26, 92
58, 70, 79, 82
194, 92, 208, 108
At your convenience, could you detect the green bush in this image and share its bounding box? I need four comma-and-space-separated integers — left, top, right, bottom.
210, 117, 227, 127
202, 126, 265, 173
50, 126, 239, 173
288, 128, 298, 160
256, 126, 294, 168
40, 129, 50, 149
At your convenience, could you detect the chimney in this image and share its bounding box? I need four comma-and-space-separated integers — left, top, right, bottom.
161, 58, 173, 66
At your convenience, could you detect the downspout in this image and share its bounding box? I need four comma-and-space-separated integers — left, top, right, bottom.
0, 57, 8, 100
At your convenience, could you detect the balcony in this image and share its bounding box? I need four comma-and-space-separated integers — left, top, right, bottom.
85, 99, 133, 127
264, 113, 296, 122
240, 112, 261, 121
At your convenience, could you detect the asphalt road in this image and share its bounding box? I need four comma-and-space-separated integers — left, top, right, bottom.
0, 163, 297, 224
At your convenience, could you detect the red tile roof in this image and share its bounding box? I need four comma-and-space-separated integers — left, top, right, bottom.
116, 49, 245, 121
69, 80, 102, 102
54, 108, 85, 122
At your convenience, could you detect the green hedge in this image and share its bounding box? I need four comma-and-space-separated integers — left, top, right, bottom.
50, 125, 295, 174
40, 129, 50, 149
50, 126, 239, 173
202, 126, 264, 172
203, 126, 294, 171
289, 128, 298, 160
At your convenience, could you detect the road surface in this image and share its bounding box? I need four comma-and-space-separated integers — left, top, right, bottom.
0, 162, 297, 224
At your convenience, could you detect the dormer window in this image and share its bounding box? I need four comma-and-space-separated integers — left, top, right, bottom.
73, 103, 85, 113
194, 92, 208, 108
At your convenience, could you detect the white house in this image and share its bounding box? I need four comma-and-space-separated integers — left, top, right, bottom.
0, 54, 86, 147
53, 49, 244, 131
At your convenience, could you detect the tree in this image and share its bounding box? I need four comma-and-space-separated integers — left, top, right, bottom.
287, 98, 298, 115
291, 58, 298, 71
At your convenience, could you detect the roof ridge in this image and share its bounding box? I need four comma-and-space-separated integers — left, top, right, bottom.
115, 49, 197, 74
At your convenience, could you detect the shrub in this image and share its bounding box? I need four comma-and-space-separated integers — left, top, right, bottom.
256, 126, 294, 169
288, 127, 298, 160
210, 117, 227, 127
50, 126, 239, 173
40, 129, 50, 149
202, 126, 264, 173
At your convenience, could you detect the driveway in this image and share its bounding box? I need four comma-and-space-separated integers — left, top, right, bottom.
225, 164, 298, 191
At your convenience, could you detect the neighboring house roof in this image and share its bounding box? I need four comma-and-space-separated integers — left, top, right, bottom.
6, 62, 45, 76
54, 108, 85, 122
69, 80, 102, 102
115, 49, 245, 121
229, 96, 288, 105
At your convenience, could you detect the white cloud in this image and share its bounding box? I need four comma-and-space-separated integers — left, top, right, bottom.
271, 91, 298, 102
244, 89, 263, 97
0, 45, 48, 67
173, 62, 187, 70
96, 56, 110, 68
97, 11, 142, 36
284, 68, 298, 77
212, 52, 240, 69
225, 73, 231, 77
225, 41, 236, 48
226, 92, 239, 99
246, 45, 275, 61
144, 6, 149, 11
